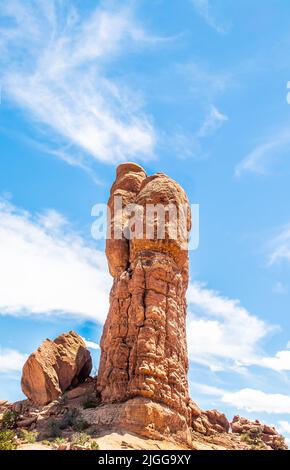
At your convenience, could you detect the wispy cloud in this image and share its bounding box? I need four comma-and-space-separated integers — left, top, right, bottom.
170, 105, 228, 159
191, 0, 228, 34
235, 131, 290, 176
82, 337, 100, 350
170, 62, 230, 158
0, 198, 110, 321
0, 0, 157, 167
0, 348, 27, 373
268, 225, 290, 265
197, 105, 228, 138
187, 282, 272, 371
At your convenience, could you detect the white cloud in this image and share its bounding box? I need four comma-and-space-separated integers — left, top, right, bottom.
235, 131, 290, 176
0, 199, 110, 322
0, 0, 156, 166
191, 0, 228, 34
190, 382, 225, 397
0, 348, 27, 373
197, 105, 228, 138
82, 338, 100, 350
190, 383, 290, 415
187, 282, 272, 371
257, 350, 290, 372
221, 388, 290, 414
170, 105, 228, 160
278, 421, 290, 434
268, 225, 290, 265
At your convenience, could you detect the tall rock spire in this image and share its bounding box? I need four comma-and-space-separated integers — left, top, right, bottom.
96, 163, 192, 443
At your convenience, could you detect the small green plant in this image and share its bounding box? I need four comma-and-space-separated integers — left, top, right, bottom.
0, 430, 17, 450
240, 427, 266, 450
71, 432, 90, 447
90, 440, 99, 450
20, 429, 39, 443
1, 410, 19, 430
51, 437, 68, 449
41, 440, 51, 447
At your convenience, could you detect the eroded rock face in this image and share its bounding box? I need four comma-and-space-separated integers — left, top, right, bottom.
190, 407, 230, 436
21, 331, 92, 406
231, 415, 288, 450
97, 163, 192, 443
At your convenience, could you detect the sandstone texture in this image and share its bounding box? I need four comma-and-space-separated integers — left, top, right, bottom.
97, 163, 192, 443
1, 390, 287, 450
21, 331, 92, 405
189, 399, 230, 436
231, 415, 288, 450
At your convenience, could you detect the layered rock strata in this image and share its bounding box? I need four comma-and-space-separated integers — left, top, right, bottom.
96, 163, 192, 443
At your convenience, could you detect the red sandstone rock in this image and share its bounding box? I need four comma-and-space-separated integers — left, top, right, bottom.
21, 331, 92, 406
231, 415, 287, 450
191, 407, 230, 436
97, 163, 192, 443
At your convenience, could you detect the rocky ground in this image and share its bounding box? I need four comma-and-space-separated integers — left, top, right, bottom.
0, 378, 287, 451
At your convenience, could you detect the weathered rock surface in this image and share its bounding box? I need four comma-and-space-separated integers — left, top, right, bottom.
189, 400, 230, 436
2, 390, 287, 450
97, 163, 192, 443
231, 415, 287, 450
21, 331, 92, 405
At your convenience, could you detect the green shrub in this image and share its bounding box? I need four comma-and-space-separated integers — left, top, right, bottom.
90, 440, 99, 450
71, 432, 90, 447
20, 429, 38, 443
51, 437, 68, 449
0, 430, 17, 450
1, 410, 19, 430
41, 440, 51, 447
240, 428, 266, 450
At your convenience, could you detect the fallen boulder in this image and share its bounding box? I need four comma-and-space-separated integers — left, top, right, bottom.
21, 331, 92, 405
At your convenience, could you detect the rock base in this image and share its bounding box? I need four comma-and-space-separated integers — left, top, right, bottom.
80, 397, 192, 446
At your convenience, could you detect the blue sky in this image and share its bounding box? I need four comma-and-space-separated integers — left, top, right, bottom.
1, 0, 290, 442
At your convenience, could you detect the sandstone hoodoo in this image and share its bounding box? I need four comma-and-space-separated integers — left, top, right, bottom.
1, 163, 288, 451
96, 163, 192, 443
21, 331, 92, 406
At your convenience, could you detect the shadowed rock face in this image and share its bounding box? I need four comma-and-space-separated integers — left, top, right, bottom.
21, 331, 92, 406
97, 163, 192, 443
